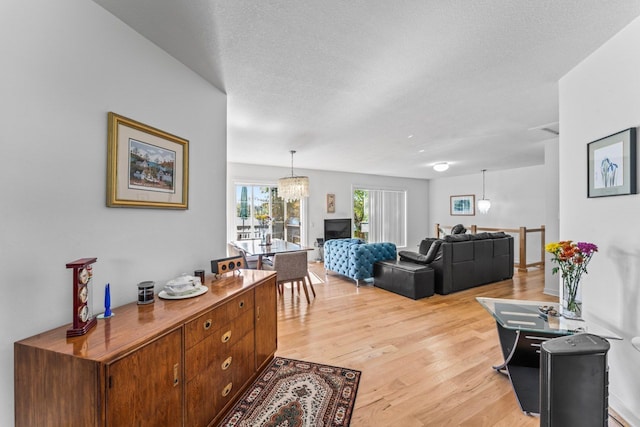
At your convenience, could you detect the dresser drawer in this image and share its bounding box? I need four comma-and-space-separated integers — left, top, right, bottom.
226, 290, 254, 321
184, 290, 254, 349
185, 305, 226, 349
185, 309, 255, 382
184, 331, 255, 427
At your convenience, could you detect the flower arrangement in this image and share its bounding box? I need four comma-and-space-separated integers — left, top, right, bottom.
255, 214, 271, 226
545, 240, 598, 317
255, 214, 272, 242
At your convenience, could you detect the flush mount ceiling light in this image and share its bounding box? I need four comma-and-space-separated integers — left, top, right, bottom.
433, 162, 449, 172
277, 150, 309, 201
477, 169, 491, 214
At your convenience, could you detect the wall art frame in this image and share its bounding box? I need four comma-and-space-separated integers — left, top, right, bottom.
326, 193, 335, 213
107, 112, 189, 209
450, 194, 475, 216
587, 127, 636, 198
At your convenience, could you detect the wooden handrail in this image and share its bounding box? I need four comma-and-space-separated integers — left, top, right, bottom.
435, 224, 545, 272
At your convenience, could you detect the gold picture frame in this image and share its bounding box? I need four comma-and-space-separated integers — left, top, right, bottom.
107, 112, 189, 209
327, 193, 336, 213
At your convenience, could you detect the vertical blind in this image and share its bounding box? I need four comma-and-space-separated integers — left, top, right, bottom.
367, 189, 406, 247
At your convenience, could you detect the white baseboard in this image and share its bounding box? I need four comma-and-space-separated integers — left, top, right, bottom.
610, 393, 640, 426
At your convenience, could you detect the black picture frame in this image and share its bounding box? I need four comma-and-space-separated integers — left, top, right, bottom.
587, 128, 636, 198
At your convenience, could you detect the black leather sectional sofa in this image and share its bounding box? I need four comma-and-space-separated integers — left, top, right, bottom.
398, 232, 514, 295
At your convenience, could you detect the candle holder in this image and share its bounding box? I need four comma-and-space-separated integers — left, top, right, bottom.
97, 283, 114, 319
137, 281, 155, 305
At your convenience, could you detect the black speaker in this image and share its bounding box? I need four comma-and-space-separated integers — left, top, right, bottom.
540, 333, 610, 426
211, 256, 244, 275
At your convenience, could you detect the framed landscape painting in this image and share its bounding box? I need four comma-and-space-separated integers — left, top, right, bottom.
587, 127, 636, 198
107, 112, 189, 209
450, 195, 475, 216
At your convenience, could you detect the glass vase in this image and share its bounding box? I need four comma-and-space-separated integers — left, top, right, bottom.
561, 277, 582, 319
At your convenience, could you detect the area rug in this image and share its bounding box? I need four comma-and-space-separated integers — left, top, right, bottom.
218, 357, 361, 427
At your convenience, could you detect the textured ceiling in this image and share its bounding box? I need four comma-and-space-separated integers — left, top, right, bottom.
93, 0, 640, 179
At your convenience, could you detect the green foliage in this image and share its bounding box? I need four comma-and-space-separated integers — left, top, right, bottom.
353, 189, 366, 229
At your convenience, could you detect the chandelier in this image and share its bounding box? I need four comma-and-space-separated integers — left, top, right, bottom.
278, 150, 309, 201
477, 169, 491, 214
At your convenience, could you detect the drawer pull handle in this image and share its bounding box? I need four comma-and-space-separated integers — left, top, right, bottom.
239, 300, 245, 308
203, 319, 212, 330
173, 363, 179, 387
222, 356, 232, 370
221, 330, 232, 343
222, 382, 233, 397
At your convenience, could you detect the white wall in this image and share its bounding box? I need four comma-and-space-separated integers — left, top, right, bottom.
428, 165, 547, 266
560, 16, 640, 424
544, 139, 561, 295
228, 163, 430, 256
0, 2, 227, 425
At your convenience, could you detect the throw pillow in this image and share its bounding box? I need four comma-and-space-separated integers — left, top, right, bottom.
471, 232, 491, 240
444, 234, 471, 242
450, 224, 467, 234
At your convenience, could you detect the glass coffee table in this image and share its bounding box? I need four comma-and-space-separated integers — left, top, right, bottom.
476, 297, 621, 415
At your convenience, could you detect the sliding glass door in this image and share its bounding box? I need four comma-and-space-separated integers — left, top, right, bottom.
353, 187, 406, 247
234, 185, 303, 244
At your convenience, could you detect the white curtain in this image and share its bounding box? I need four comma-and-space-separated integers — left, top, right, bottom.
368, 189, 406, 247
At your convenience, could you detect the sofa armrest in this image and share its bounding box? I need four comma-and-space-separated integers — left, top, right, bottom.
349, 242, 397, 280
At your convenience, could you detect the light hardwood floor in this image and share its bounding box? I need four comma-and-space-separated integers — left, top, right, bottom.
275, 263, 627, 427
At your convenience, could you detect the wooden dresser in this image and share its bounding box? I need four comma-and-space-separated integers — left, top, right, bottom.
14, 270, 277, 427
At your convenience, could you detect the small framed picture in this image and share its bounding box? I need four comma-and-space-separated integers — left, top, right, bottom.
107, 112, 189, 209
327, 193, 335, 213
587, 128, 637, 198
450, 195, 475, 216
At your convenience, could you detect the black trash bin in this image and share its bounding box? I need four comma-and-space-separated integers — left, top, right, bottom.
540, 333, 610, 426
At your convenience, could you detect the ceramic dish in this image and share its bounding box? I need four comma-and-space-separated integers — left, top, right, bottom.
158, 285, 208, 300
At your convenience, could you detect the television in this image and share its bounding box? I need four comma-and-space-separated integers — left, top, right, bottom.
324, 218, 352, 241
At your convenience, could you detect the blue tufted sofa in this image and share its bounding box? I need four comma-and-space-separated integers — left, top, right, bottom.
324, 238, 397, 285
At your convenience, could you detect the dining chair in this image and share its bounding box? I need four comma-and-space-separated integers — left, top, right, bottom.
227, 243, 258, 269
269, 251, 315, 303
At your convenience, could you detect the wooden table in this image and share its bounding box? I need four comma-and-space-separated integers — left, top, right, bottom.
231, 238, 312, 269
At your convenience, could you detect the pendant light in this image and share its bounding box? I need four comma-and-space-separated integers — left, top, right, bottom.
477, 169, 491, 214
277, 150, 309, 201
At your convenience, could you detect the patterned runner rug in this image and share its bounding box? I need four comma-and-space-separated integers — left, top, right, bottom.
218, 357, 361, 427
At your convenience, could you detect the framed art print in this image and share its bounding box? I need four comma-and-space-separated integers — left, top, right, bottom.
450, 195, 475, 216
587, 127, 636, 198
107, 112, 189, 209
327, 193, 335, 213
